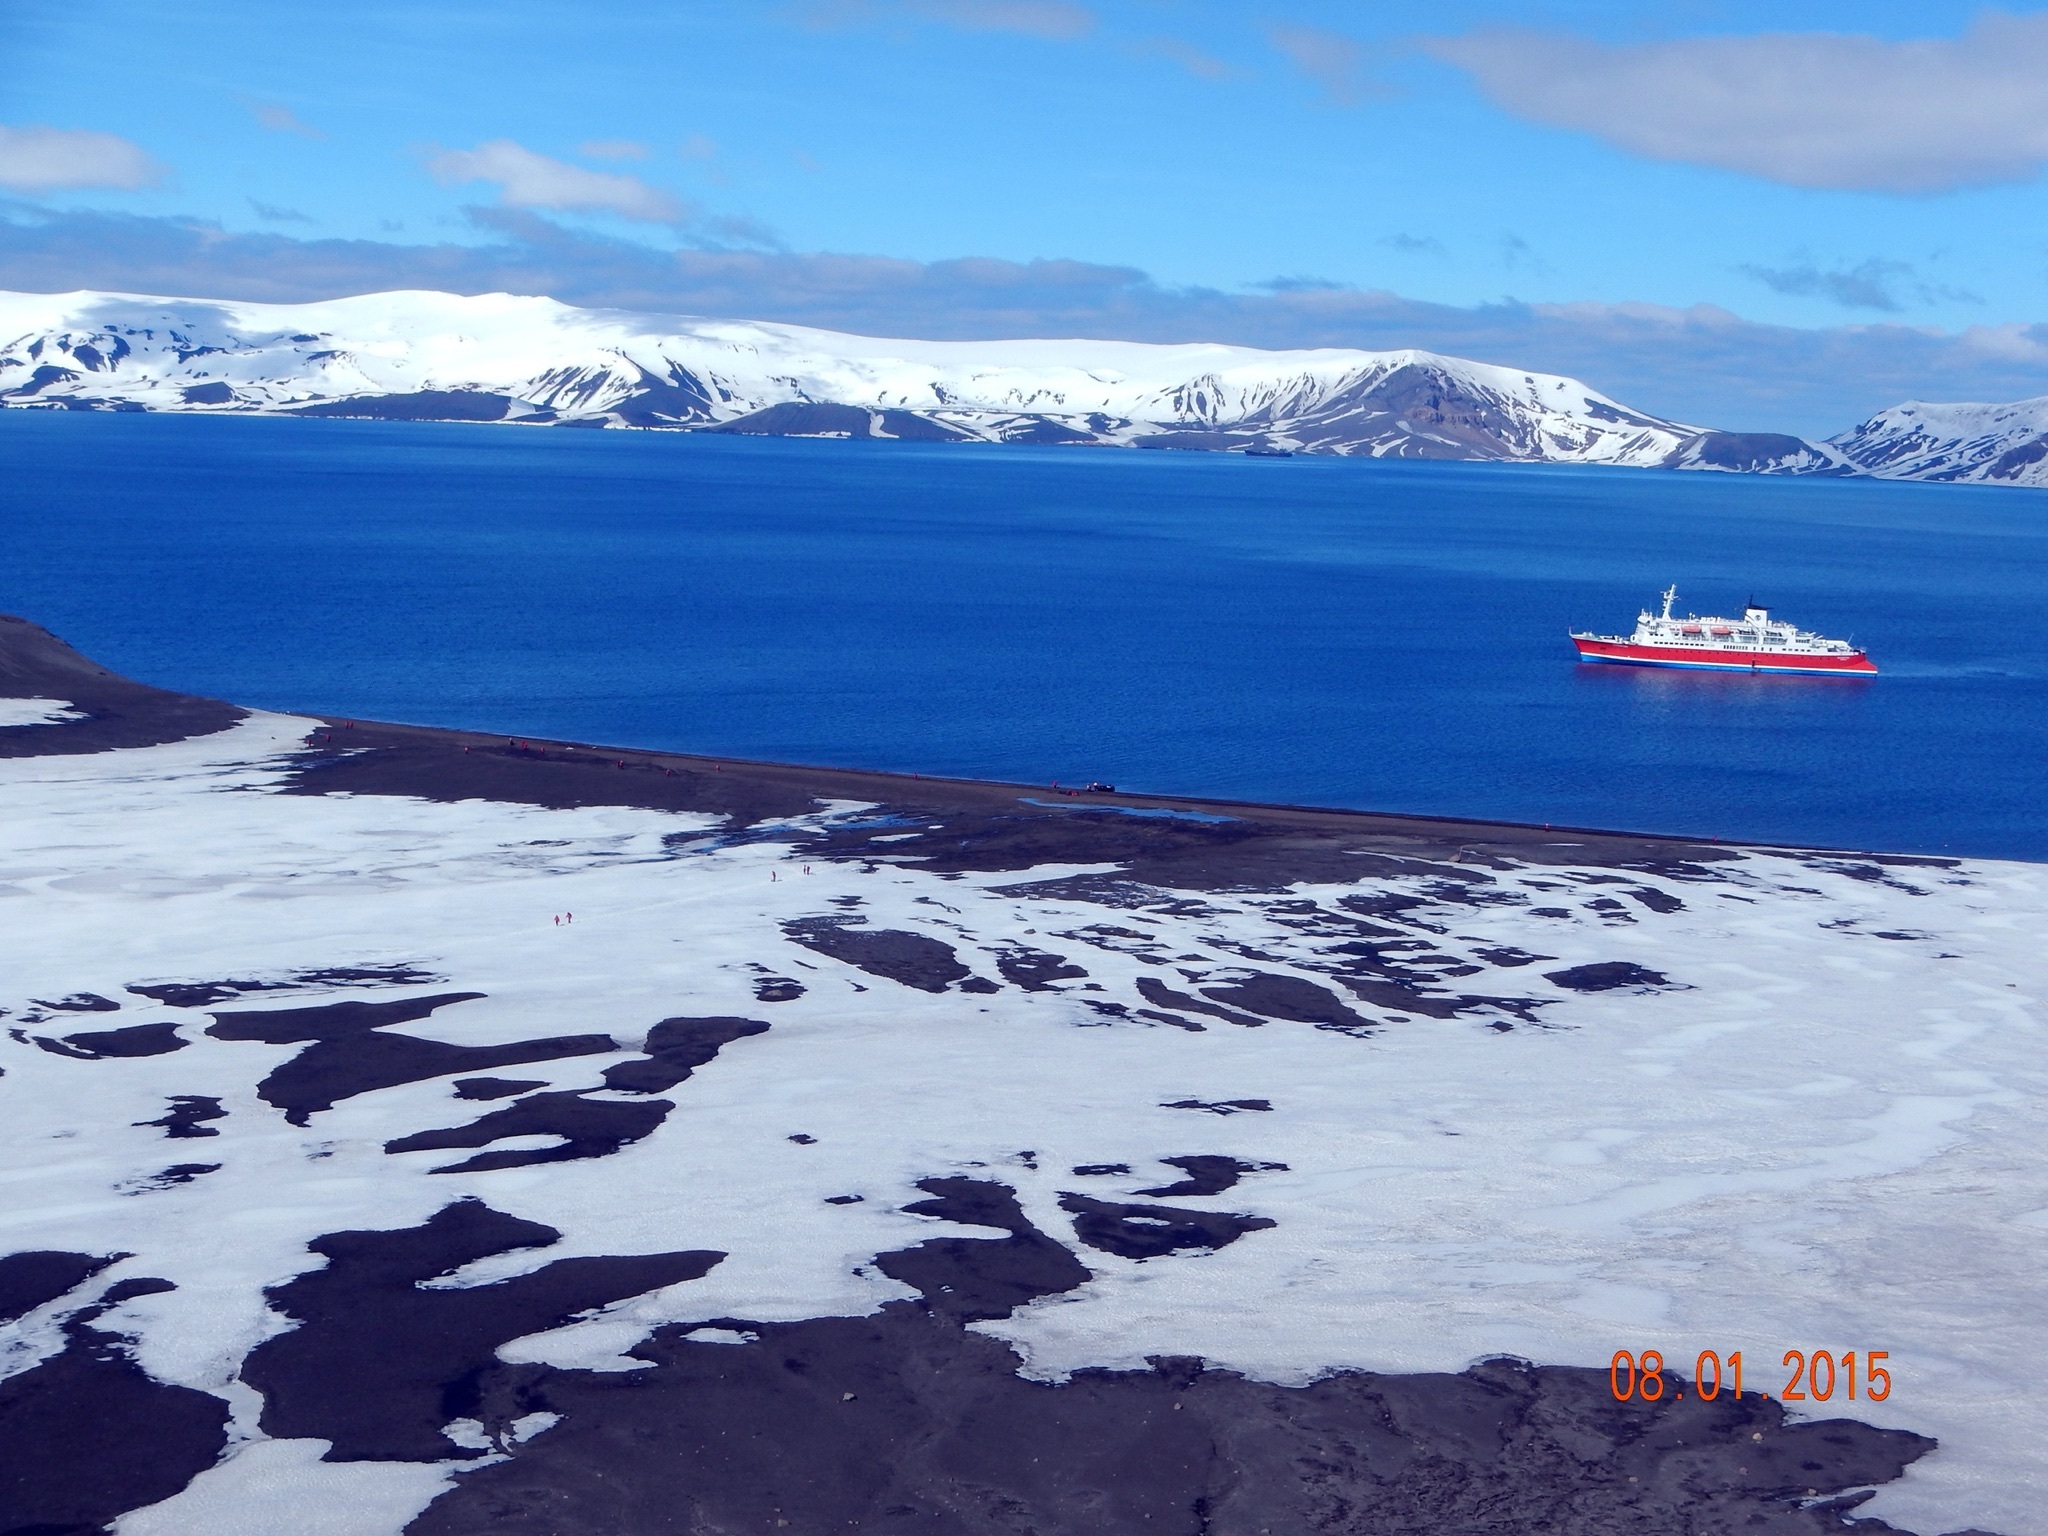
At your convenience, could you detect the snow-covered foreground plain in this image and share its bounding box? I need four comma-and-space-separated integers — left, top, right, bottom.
3, 710, 2044, 1533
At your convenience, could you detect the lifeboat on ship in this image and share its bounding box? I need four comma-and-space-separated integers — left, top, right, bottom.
1569, 586, 1876, 674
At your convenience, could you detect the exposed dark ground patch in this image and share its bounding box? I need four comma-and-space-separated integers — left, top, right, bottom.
206, 993, 618, 1124
384, 1014, 770, 1170
133, 979, 291, 1009
875, 1178, 1093, 1323
1135, 1155, 1289, 1198
990, 944, 1089, 990
240, 1200, 721, 1461
405, 1179, 1947, 1536
1161, 1098, 1272, 1115
0, 612, 246, 756
19, 1031, 106, 1059
1798, 857, 1950, 895
1053, 922, 1175, 962
1197, 972, 1375, 1032
131, 963, 442, 1009
56, 1020, 188, 1057
783, 916, 975, 993
0, 1282, 231, 1535
124, 1162, 221, 1193
385, 1091, 674, 1173
31, 992, 120, 1013
1544, 961, 1677, 993
0, 1251, 120, 1325
752, 975, 806, 1002
1059, 1193, 1277, 1259
135, 1094, 225, 1138
1313, 948, 1547, 1024
1133, 976, 1262, 1026
205, 993, 487, 1044
599, 1016, 769, 1094
1625, 886, 1686, 913
452, 1076, 548, 1100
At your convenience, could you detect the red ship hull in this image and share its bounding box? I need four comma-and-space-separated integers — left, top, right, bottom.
1572, 637, 1877, 674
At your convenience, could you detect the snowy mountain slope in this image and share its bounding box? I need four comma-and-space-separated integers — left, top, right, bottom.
0, 287, 1753, 467
1830, 396, 2048, 486
1660, 429, 1854, 475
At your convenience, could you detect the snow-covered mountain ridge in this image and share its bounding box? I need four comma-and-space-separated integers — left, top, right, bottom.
9, 287, 2042, 485
1827, 396, 2048, 486
0, 287, 1797, 470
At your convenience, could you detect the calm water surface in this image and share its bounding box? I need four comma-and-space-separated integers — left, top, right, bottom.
3, 411, 2043, 858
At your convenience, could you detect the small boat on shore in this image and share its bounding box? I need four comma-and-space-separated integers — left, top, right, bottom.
1570, 586, 1876, 674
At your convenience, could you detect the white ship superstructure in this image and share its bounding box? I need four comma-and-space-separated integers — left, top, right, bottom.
1570, 587, 1876, 674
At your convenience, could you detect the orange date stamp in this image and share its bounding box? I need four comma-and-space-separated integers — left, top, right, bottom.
1609, 1349, 1892, 1404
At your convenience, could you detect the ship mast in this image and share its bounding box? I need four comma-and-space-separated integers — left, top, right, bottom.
1660, 584, 1677, 621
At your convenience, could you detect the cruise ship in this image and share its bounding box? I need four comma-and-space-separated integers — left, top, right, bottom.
1570, 587, 1876, 674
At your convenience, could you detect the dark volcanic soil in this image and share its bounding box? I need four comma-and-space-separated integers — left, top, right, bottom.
0, 612, 244, 756
204, 993, 617, 1124
408, 1178, 1941, 1536
0, 1281, 231, 1534
241, 1200, 722, 1462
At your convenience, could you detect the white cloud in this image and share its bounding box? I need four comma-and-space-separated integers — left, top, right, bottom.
244, 100, 323, 139
1136, 37, 1230, 80
909, 0, 1092, 38
1268, 24, 1378, 106
579, 139, 648, 161
1428, 13, 2048, 194
427, 140, 685, 224
800, 0, 1093, 40
0, 125, 165, 193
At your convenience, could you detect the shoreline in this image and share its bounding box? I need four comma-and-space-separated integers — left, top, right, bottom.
1, 611, 1956, 871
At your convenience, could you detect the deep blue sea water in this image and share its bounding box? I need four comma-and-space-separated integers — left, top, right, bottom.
3, 411, 2043, 858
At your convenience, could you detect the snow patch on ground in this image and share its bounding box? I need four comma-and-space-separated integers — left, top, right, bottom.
0, 696, 84, 726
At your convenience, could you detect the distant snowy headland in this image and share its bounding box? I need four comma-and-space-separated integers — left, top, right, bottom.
6, 286, 2046, 485
0, 286, 1842, 475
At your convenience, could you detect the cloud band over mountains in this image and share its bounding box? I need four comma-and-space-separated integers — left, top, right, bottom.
0, 126, 167, 194
1427, 13, 2048, 195
426, 141, 690, 226
4, 201, 2045, 439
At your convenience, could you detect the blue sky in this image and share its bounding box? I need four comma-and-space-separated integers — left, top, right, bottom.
5, 1, 2048, 433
